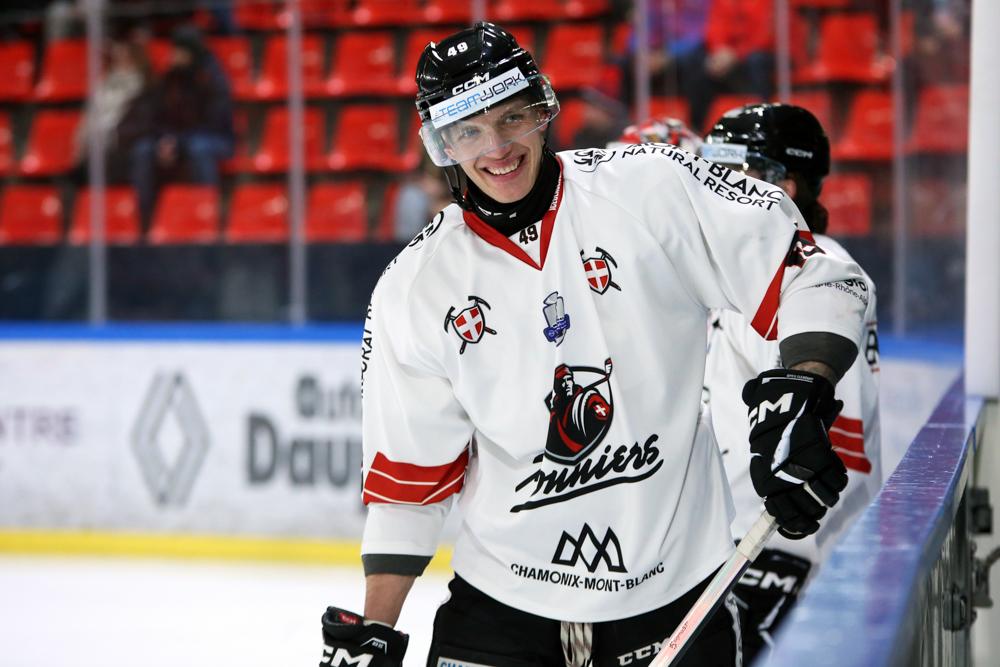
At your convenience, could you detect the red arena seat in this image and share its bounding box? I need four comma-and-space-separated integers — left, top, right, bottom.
423, 0, 471, 24
0, 186, 63, 245
148, 185, 220, 244
307, 182, 368, 242
34, 39, 88, 101
490, 0, 566, 22
255, 34, 325, 100
821, 173, 873, 236
793, 13, 893, 84
905, 84, 969, 155
225, 184, 289, 243
327, 105, 409, 172
208, 36, 255, 100
648, 96, 692, 126
18, 110, 81, 176
351, 0, 422, 26
543, 23, 605, 90
0, 112, 12, 176
0, 41, 35, 101
326, 31, 399, 96
69, 187, 141, 245
252, 106, 327, 173
831, 90, 894, 161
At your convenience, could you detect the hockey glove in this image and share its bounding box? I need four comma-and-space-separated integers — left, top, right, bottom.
319, 606, 408, 667
742, 369, 848, 540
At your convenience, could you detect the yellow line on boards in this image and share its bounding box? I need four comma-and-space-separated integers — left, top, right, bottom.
0, 530, 454, 572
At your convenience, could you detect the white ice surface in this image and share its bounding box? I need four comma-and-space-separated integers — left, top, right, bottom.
0, 556, 450, 667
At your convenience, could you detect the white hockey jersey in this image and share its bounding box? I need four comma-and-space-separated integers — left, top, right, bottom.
359, 144, 868, 622
704, 234, 882, 566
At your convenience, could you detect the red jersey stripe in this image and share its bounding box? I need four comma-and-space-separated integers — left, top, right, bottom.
833, 448, 872, 474
362, 449, 469, 505
830, 430, 866, 454
750, 262, 784, 340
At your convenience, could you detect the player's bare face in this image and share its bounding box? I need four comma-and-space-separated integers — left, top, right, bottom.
445, 99, 547, 204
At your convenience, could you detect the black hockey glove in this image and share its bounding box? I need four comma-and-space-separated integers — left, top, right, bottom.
319, 606, 408, 667
742, 369, 848, 540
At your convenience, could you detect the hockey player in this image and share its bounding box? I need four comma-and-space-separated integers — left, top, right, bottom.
319, 23, 867, 667
699, 103, 883, 662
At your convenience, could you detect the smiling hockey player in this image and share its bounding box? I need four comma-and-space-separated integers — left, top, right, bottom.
319, 23, 866, 667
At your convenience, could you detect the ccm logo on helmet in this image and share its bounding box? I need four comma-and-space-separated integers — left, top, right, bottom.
785, 147, 814, 158
452, 72, 491, 95
748, 392, 793, 429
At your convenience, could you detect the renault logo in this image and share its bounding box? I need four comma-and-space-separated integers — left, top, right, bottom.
131, 373, 210, 506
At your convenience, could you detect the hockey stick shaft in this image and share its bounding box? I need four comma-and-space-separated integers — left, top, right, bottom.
649, 510, 777, 667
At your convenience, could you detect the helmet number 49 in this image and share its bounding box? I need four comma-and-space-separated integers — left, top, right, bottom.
447, 42, 468, 57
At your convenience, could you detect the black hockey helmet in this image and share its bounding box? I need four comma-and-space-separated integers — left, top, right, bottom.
414, 21, 559, 167
700, 103, 830, 191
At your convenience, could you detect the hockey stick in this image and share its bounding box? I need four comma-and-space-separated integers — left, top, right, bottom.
649, 509, 777, 667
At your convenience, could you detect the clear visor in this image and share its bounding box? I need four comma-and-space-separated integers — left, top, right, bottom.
419, 74, 559, 167
699, 141, 787, 183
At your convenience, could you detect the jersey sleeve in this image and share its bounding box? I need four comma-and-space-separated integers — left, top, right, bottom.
644, 155, 868, 348
359, 278, 475, 559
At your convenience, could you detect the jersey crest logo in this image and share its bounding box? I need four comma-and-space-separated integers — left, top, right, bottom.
581, 248, 620, 294
552, 524, 627, 573
444, 296, 496, 355
544, 359, 614, 464
542, 291, 571, 346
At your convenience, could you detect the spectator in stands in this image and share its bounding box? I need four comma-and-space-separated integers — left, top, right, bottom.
619, 0, 712, 130
71, 37, 152, 184
393, 155, 451, 243
129, 25, 234, 225
703, 0, 775, 116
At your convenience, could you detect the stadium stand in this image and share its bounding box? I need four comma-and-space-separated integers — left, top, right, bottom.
69, 187, 142, 245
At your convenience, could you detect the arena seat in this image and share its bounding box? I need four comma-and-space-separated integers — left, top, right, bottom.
0, 112, 12, 176
831, 90, 894, 161
552, 97, 588, 150
225, 183, 288, 243
234, 0, 282, 30
327, 105, 411, 172
18, 110, 81, 176
69, 187, 141, 245
0, 185, 63, 245
821, 173, 872, 236
648, 96, 692, 126
208, 36, 255, 100
423, 0, 471, 24
565, 0, 611, 19
297, 0, 350, 27
34, 39, 88, 102
905, 84, 969, 154
254, 34, 325, 100
0, 41, 34, 101
306, 182, 368, 242
490, 0, 567, 22
793, 13, 893, 84
350, 0, 422, 26
252, 106, 326, 173
148, 185, 220, 244
543, 23, 605, 90
325, 31, 399, 96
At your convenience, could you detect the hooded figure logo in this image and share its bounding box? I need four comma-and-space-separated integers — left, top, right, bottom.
544, 358, 613, 463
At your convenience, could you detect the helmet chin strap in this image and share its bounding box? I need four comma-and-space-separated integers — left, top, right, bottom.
443, 165, 473, 212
